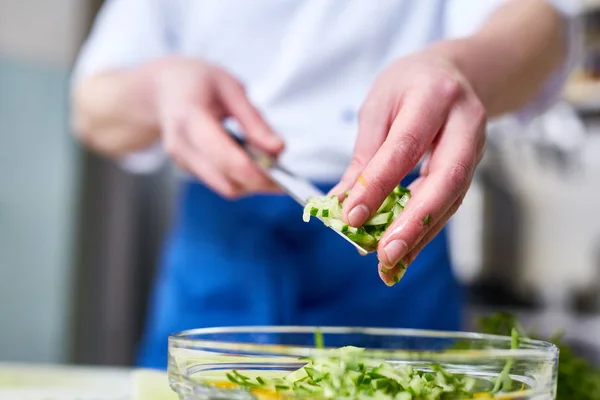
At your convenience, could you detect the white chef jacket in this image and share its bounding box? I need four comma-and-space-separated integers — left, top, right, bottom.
73, 0, 580, 180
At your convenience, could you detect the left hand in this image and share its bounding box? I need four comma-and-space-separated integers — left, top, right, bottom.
331, 47, 487, 286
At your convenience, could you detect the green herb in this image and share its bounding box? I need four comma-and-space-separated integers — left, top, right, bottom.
492, 328, 520, 394
315, 329, 324, 349
477, 312, 600, 400
423, 213, 431, 225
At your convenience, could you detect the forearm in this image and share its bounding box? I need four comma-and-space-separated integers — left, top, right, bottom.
436, 0, 567, 117
71, 67, 160, 156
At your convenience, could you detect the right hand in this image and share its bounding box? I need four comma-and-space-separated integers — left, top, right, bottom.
146, 57, 284, 198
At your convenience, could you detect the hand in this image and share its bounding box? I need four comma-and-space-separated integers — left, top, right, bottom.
148, 57, 284, 198
333, 48, 486, 285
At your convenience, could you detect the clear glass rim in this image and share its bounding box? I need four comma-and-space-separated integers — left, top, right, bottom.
168, 326, 558, 362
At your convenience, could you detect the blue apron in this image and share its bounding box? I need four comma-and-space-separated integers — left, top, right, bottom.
136, 173, 463, 369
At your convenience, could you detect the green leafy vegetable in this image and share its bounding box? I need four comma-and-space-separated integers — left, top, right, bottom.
477, 312, 600, 400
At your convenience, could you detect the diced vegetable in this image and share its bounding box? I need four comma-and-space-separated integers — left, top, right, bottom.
225, 337, 519, 400
303, 185, 411, 255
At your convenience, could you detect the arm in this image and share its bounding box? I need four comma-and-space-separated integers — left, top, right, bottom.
71, 0, 283, 196
71, 68, 160, 156
70, 0, 171, 157
436, 0, 568, 117
71, 57, 284, 197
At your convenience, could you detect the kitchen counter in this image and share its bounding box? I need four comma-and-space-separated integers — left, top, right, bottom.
0, 363, 176, 400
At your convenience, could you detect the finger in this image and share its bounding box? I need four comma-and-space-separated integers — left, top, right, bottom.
400, 191, 466, 267
186, 109, 281, 194
407, 175, 426, 193
342, 83, 457, 227
177, 145, 243, 198
377, 100, 483, 267
375, 176, 427, 272
328, 93, 396, 197
164, 117, 243, 198
378, 262, 408, 287
378, 191, 466, 286
217, 72, 284, 155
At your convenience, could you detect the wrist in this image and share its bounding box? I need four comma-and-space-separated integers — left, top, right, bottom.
135, 59, 173, 127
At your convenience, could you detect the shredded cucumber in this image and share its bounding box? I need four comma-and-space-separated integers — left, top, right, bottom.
302, 185, 411, 253
226, 345, 494, 399
224, 329, 524, 399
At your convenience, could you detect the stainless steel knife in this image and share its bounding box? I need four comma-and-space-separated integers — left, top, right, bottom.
228, 130, 369, 255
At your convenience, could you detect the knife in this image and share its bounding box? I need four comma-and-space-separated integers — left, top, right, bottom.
227, 130, 369, 255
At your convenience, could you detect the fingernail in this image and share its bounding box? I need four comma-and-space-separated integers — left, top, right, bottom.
380, 262, 395, 271
378, 263, 388, 275
383, 240, 408, 266
348, 204, 370, 226
392, 268, 407, 285
378, 263, 393, 287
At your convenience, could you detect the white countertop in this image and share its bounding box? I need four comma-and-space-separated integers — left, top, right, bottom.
0, 364, 176, 400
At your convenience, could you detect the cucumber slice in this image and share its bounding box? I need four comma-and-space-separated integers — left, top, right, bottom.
329, 219, 347, 232
398, 192, 411, 207
392, 203, 404, 219
376, 195, 397, 214
364, 212, 392, 226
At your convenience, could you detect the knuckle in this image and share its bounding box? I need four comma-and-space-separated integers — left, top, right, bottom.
434, 74, 462, 101
362, 174, 391, 205
358, 99, 385, 126
393, 134, 422, 166
358, 103, 374, 124
349, 155, 368, 171
470, 99, 487, 126
447, 162, 472, 190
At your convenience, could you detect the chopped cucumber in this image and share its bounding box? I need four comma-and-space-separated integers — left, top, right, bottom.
365, 212, 392, 226
303, 184, 411, 256
225, 335, 512, 399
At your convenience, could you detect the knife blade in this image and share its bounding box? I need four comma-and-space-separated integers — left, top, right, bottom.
228, 132, 323, 206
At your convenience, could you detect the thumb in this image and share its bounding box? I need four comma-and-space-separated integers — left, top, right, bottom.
217, 73, 284, 156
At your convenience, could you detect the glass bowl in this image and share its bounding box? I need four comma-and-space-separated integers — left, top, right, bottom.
168, 326, 558, 400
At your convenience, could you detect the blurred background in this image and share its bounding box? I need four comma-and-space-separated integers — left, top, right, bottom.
1, 0, 600, 369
